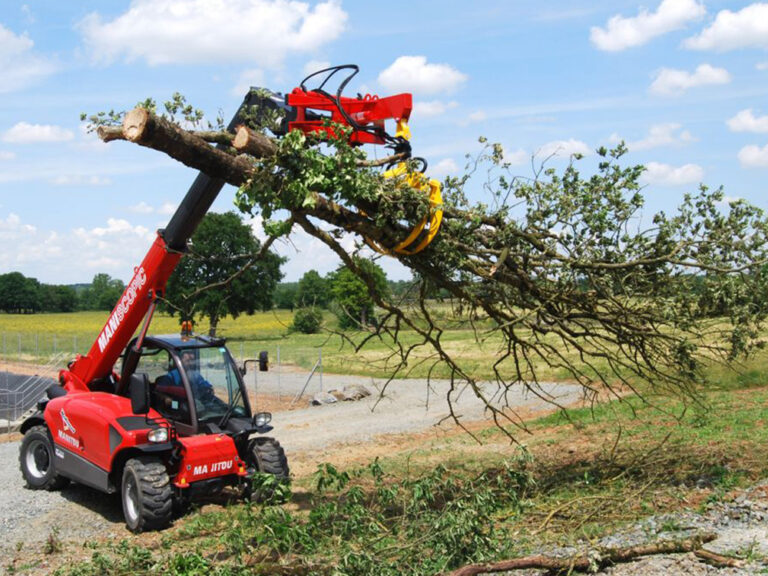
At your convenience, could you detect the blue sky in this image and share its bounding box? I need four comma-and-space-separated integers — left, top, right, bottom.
1, 0, 767, 284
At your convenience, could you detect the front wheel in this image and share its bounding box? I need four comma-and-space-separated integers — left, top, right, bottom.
246, 437, 289, 502
121, 457, 173, 533
19, 425, 70, 491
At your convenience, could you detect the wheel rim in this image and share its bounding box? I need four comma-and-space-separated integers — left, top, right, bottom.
123, 475, 139, 524
25, 439, 50, 479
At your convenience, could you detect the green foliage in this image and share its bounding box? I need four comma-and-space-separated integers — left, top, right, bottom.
0, 271, 40, 313
235, 126, 385, 222
272, 282, 298, 310
328, 259, 389, 329
82, 92, 217, 131
79, 273, 125, 311
295, 269, 328, 308
164, 212, 284, 336
291, 307, 322, 334
60, 454, 533, 576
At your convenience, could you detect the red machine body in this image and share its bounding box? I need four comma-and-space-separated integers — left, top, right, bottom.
61, 234, 183, 392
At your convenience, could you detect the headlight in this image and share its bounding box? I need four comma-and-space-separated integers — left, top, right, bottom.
148, 428, 169, 443
254, 412, 272, 427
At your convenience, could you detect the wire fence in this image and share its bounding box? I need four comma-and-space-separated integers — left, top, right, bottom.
0, 331, 330, 432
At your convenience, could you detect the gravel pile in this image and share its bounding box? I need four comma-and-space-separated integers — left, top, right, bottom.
516, 481, 768, 575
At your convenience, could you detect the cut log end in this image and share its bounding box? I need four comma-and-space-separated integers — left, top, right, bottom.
96, 125, 125, 143
233, 125, 276, 157
123, 108, 151, 142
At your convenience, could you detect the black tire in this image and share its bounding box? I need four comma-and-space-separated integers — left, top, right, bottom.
19, 425, 70, 491
246, 437, 289, 502
121, 457, 173, 533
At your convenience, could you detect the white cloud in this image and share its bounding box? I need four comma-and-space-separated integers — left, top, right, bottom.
0, 151, 15, 160
758, 61, 768, 71
378, 56, 467, 95
642, 162, 704, 185
537, 139, 591, 158
78, 0, 347, 67
0, 24, 56, 93
158, 202, 177, 216
431, 158, 459, 177
413, 100, 458, 117
0, 213, 155, 283
232, 68, 266, 95
612, 123, 695, 151
50, 175, 112, 187
303, 59, 331, 76
727, 109, 768, 133
649, 64, 731, 96
503, 148, 529, 166
128, 201, 177, 215
738, 144, 768, 167
129, 201, 155, 214
2, 122, 75, 143
590, 0, 705, 51
685, 3, 768, 51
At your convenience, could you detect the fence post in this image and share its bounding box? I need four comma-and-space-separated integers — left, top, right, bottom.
277, 345, 281, 401
319, 348, 323, 393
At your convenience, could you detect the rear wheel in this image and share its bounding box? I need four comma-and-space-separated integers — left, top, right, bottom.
246, 437, 289, 502
121, 457, 173, 532
19, 425, 70, 490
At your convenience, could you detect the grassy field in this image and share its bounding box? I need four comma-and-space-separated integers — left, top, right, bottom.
0, 309, 754, 385
0, 308, 515, 379
10, 352, 767, 575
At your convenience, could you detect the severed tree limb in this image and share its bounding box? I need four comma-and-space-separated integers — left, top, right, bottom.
96, 125, 124, 143
232, 124, 277, 156
97, 122, 236, 146
444, 533, 717, 576
93, 105, 768, 432
120, 108, 256, 186
106, 108, 418, 250
693, 548, 744, 568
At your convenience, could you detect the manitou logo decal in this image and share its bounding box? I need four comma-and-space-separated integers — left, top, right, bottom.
97, 266, 147, 353
58, 409, 79, 448
192, 460, 234, 476
60, 408, 76, 434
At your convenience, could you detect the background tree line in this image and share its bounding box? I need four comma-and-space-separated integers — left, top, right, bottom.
0, 271, 125, 314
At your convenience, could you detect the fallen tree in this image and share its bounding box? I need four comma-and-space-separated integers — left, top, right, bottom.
87, 97, 768, 434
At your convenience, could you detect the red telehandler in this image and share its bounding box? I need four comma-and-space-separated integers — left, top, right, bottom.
18, 66, 426, 532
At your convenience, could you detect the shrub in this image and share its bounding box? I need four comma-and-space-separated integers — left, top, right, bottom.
292, 307, 322, 334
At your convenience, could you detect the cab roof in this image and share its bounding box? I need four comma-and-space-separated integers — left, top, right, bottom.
141, 333, 227, 350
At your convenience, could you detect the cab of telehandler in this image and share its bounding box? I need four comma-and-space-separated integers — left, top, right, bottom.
121, 334, 272, 438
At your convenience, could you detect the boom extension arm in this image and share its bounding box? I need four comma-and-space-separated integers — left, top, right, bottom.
63, 90, 266, 391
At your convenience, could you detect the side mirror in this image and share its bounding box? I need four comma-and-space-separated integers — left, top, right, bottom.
259, 350, 269, 372
130, 373, 150, 415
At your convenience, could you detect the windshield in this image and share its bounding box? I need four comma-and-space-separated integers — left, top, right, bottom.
180, 346, 248, 423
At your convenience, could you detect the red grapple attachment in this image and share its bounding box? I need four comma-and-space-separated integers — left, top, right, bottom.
286, 88, 412, 145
